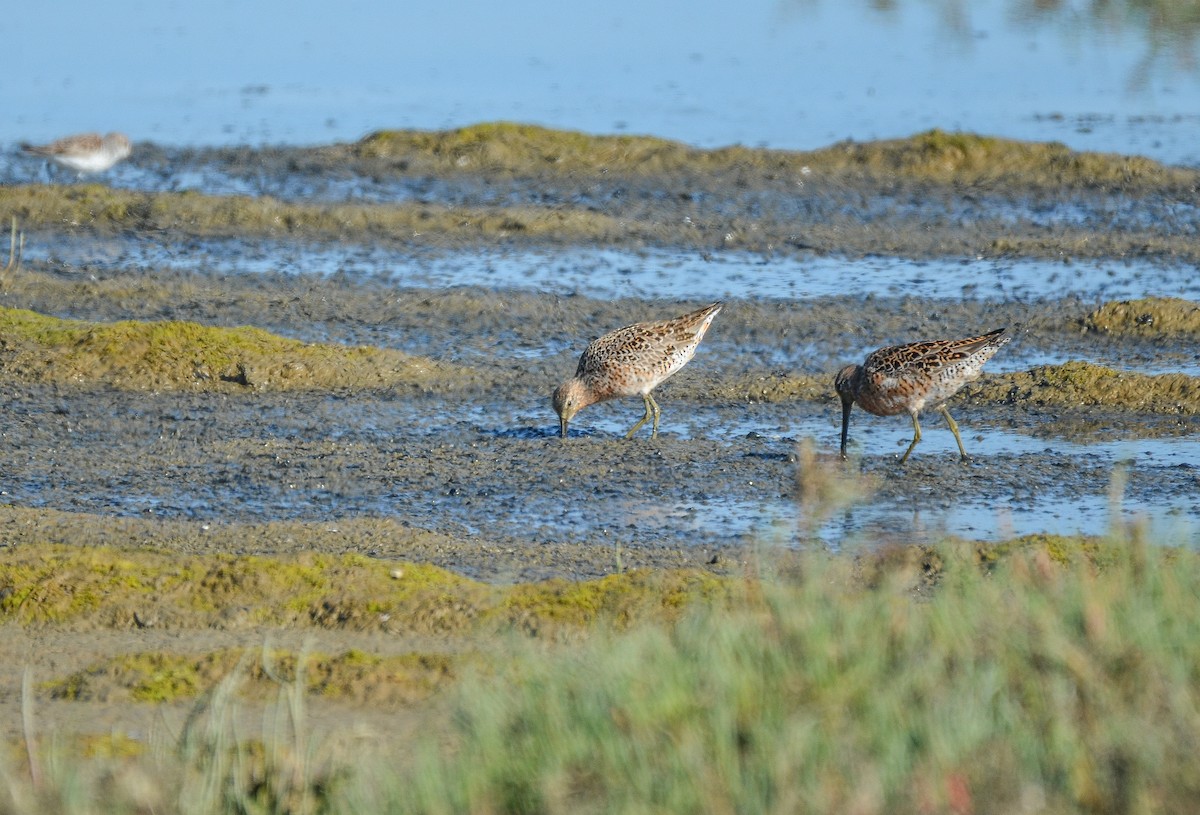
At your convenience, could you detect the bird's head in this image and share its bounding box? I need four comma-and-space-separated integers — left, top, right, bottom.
552, 379, 590, 438
834, 364, 861, 404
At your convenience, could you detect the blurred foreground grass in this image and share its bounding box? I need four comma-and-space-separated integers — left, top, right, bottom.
388, 533, 1200, 814
4, 524, 1199, 813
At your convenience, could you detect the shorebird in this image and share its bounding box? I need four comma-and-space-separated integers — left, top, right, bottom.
835, 327, 1013, 464
553, 302, 723, 439
21, 132, 132, 177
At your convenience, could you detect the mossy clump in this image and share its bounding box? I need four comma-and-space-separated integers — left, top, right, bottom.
0, 306, 471, 392
494, 569, 732, 632
45, 647, 459, 705
305, 649, 457, 703
963, 360, 1200, 414
1083, 297, 1200, 336
0, 545, 180, 626
976, 532, 1114, 567
355, 122, 694, 175
49, 651, 206, 702
351, 123, 1192, 189
0, 183, 635, 244
810, 129, 1180, 188
0, 543, 733, 634
0, 544, 484, 630
853, 533, 1115, 590
78, 733, 146, 760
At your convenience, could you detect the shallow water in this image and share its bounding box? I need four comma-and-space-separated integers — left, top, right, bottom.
8, 0, 1200, 166
21, 233, 1200, 304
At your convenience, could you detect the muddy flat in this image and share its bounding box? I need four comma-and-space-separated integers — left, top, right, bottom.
1, 128, 1198, 750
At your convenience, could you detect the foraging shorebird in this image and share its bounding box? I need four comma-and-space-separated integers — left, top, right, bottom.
553, 302, 723, 439
21, 131, 132, 177
835, 327, 1013, 463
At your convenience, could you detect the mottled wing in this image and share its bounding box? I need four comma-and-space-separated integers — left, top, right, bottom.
26, 133, 104, 157
865, 328, 1009, 378
866, 327, 1011, 408
574, 302, 722, 391
575, 321, 659, 379
657, 302, 722, 378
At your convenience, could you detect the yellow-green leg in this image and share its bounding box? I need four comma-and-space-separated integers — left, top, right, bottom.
939, 405, 969, 461
649, 393, 661, 437
625, 393, 661, 439
898, 411, 922, 464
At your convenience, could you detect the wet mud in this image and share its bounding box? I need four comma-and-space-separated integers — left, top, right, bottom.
1, 270, 1196, 558
2, 125, 1199, 748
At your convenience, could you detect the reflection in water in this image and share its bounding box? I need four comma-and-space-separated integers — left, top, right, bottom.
848, 0, 1200, 89
1012, 0, 1200, 89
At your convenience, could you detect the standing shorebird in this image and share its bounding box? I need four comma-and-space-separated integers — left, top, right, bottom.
21, 132, 133, 177
835, 327, 1013, 464
553, 302, 723, 439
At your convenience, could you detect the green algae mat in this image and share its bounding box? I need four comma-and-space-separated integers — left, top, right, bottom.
0, 306, 477, 392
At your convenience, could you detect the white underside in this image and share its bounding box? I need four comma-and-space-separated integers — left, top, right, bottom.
50, 152, 124, 174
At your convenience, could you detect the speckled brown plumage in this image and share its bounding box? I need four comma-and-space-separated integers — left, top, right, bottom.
835, 327, 1013, 463
553, 302, 723, 438
21, 132, 132, 175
